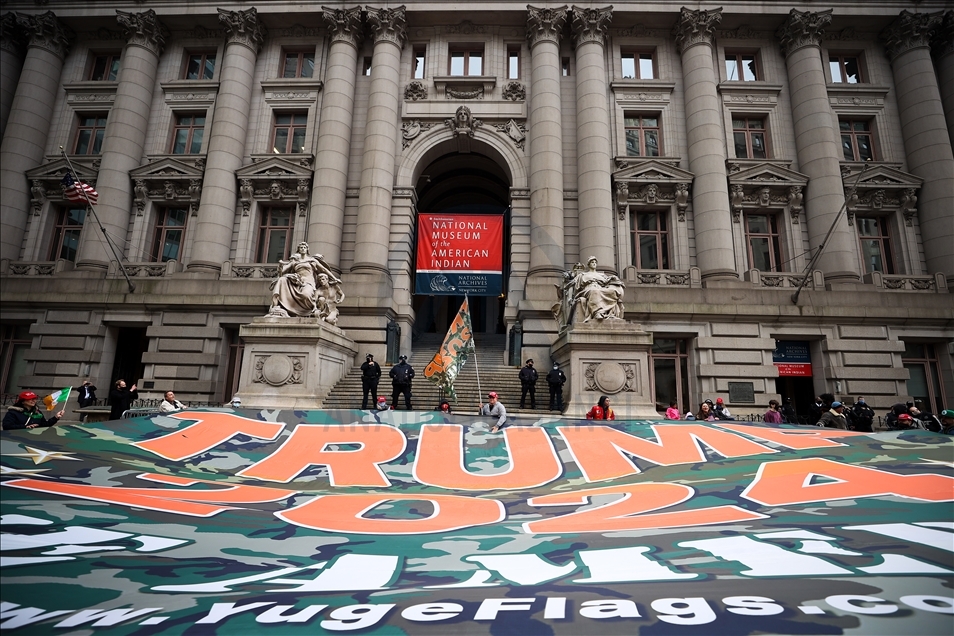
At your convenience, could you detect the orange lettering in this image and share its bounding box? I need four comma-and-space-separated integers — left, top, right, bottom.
414, 424, 562, 490
560, 424, 774, 482
133, 411, 285, 461
525, 483, 766, 534
3, 474, 295, 517
239, 424, 406, 486
716, 423, 868, 449
742, 458, 954, 505
278, 493, 504, 534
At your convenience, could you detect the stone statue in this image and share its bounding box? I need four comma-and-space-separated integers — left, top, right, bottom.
267, 242, 344, 325
553, 257, 626, 332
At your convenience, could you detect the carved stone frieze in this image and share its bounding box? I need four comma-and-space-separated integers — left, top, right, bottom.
128, 157, 206, 217
253, 354, 304, 386
218, 7, 267, 53
494, 119, 527, 150
116, 9, 168, 56
613, 158, 694, 222
184, 25, 222, 40
527, 5, 568, 48
16, 10, 73, 59
726, 160, 809, 224
777, 9, 831, 58
446, 20, 484, 35
615, 24, 655, 38
881, 10, 944, 61
841, 163, 923, 226
446, 86, 483, 100
366, 5, 407, 48
280, 24, 322, 38
404, 80, 427, 101
322, 6, 363, 48
502, 81, 526, 101
571, 5, 612, 47
672, 7, 721, 53
583, 362, 637, 393
401, 119, 434, 149
234, 156, 315, 216
718, 25, 766, 40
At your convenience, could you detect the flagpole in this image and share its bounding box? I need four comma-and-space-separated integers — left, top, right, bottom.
468, 293, 482, 401
60, 147, 136, 293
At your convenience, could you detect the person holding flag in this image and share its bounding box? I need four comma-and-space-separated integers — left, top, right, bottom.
2, 391, 65, 430
423, 297, 475, 403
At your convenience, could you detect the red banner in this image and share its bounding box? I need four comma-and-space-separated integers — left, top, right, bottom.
416, 214, 503, 295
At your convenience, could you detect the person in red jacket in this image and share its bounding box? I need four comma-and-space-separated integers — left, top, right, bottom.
586, 395, 615, 420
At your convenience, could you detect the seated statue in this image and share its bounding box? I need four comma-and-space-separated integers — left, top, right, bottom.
553, 257, 625, 331
267, 242, 344, 325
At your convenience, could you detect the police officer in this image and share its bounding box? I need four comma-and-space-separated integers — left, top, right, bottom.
389, 355, 415, 410
518, 358, 538, 409
546, 362, 566, 411
360, 353, 382, 409
850, 396, 875, 432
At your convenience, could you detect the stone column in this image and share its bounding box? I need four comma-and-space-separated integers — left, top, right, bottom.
934, 11, 954, 149
188, 8, 266, 273
778, 9, 859, 283
307, 6, 363, 271
351, 5, 406, 275
75, 10, 168, 270
882, 10, 954, 282
0, 12, 71, 263
571, 6, 615, 271
0, 13, 27, 140
526, 5, 568, 279
673, 8, 736, 281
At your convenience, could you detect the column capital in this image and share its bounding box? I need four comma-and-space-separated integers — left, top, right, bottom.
116, 9, 169, 57
365, 5, 406, 48
218, 7, 267, 53
673, 7, 722, 54
881, 10, 944, 61
15, 11, 73, 59
527, 5, 568, 48
571, 5, 612, 47
322, 6, 364, 48
1, 13, 26, 56
777, 9, 831, 57
932, 11, 954, 59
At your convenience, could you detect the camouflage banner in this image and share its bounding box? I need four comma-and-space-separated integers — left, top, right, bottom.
2, 411, 953, 634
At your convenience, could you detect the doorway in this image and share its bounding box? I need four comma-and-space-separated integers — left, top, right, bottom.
110, 327, 148, 386
776, 376, 816, 424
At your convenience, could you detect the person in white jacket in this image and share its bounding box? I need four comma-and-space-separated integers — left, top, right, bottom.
159, 391, 185, 413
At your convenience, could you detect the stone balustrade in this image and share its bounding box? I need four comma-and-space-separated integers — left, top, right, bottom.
622, 267, 702, 288
220, 261, 279, 279
745, 269, 823, 289
106, 260, 178, 278
865, 271, 948, 292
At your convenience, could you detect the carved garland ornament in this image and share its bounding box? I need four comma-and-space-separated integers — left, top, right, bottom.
404, 80, 427, 101
501, 81, 526, 101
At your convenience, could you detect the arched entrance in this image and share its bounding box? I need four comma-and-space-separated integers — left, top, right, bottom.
412, 151, 510, 336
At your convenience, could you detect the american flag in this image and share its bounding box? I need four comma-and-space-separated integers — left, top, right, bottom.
61, 172, 98, 205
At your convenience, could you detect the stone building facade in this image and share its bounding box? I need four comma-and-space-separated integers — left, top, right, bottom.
1, 2, 951, 417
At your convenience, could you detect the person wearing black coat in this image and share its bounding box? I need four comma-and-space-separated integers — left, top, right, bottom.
518, 359, 538, 409
360, 353, 382, 409
389, 356, 415, 410
850, 397, 875, 432
2, 391, 64, 430
77, 380, 98, 422
546, 363, 566, 411
108, 379, 138, 420
780, 397, 798, 425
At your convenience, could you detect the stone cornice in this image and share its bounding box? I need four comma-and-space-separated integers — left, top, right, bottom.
16, 10, 73, 59
322, 6, 363, 48
932, 11, 953, 59
366, 5, 407, 48
218, 7, 267, 53
1, 12, 26, 56
881, 10, 943, 61
672, 7, 722, 54
571, 5, 612, 47
116, 9, 169, 57
527, 5, 568, 49
777, 9, 831, 58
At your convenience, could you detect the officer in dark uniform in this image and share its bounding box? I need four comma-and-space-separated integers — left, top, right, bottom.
546, 362, 567, 411
360, 353, 382, 409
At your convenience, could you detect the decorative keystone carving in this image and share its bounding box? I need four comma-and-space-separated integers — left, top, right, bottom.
932, 11, 954, 59
321, 5, 363, 48
445, 105, 482, 138
116, 9, 168, 56
502, 81, 526, 101
16, 11, 73, 59
881, 10, 944, 61
527, 5, 568, 48
366, 5, 407, 48
404, 80, 427, 101
1, 12, 26, 56
495, 119, 527, 150
218, 7, 267, 53
571, 5, 612, 47
672, 7, 722, 53
777, 9, 831, 58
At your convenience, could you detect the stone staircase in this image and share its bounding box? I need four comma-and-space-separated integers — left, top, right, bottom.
322, 333, 560, 415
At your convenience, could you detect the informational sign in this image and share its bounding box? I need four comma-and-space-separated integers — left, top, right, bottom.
774, 340, 813, 377
728, 381, 756, 403
2, 412, 952, 634
415, 213, 503, 296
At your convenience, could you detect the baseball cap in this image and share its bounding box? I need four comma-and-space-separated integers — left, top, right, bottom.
488, 391, 498, 398
704, 399, 714, 405
940, 409, 954, 419
716, 397, 724, 404
831, 401, 843, 408
898, 413, 913, 421
377, 396, 387, 402
18, 391, 38, 401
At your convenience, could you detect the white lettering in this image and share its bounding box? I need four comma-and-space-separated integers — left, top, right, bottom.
651, 597, 716, 625
722, 596, 784, 616
679, 536, 852, 576
54, 607, 162, 628
465, 554, 576, 585
195, 602, 275, 625
0, 603, 73, 630
574, 546, 697, 583
401, 603, 463, 622
544, 597, 567, 619
320, 604, 395, 631
825, 595, 898, 615
579, 600, 640, 619
256, 604, 328, 624
266, 554, 399, 592
474, 598, 535, 620
899, 595, 954, 614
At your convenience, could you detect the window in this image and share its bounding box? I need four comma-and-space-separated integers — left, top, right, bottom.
624, 115, 660, 157
725, 52, 759, 81
745, 213, 783, 272
414, 46, 426, 79
902, 342, 947, 415
733, 117, 767, 159
257, 208, 294, 263
857, 216, 894, 274
507, 46, 520, 79
363, 57, 372, 76
651, 338, 690, 415
88, 53, 120, 81
449, 46, 483, 76
829, 54, 862, 84
281, 49, 315, 78
840, 119, 875, 161
632, 211, 669, 269
562, 57, 570, 76
621, 50, 655, 79
49, 207, 86, 262
170, 113, 205, 154
1, 324, 33, 395
272, 112, 307, 154
73, 114, 107, 155
152, 207, 188, 262
184, 52, 216, 80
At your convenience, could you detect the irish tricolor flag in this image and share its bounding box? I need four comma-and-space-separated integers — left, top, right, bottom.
43, 386, 72, 411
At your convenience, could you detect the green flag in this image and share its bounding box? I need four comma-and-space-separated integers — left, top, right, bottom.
422, 297, 475, 402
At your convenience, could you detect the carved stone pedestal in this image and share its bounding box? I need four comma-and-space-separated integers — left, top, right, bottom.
551, 321, 657, 419
237, 316, 357, 409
